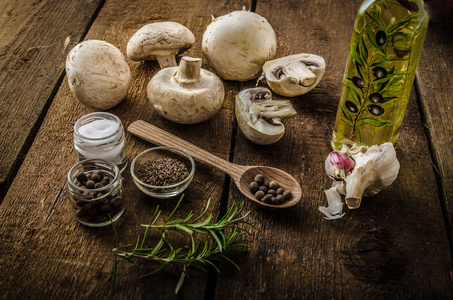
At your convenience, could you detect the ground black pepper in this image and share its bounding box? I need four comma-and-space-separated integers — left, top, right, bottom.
137, 157, 189, 186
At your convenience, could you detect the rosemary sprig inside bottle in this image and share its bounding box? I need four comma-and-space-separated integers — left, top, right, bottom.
111, 195, 253, 294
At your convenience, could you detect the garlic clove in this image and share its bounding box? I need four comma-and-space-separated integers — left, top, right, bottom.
325, 150, 355, 181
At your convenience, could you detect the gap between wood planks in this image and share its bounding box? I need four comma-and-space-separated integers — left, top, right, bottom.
414, 75, 453, 263
203, 79, 244, 299
0, 0, 107, 205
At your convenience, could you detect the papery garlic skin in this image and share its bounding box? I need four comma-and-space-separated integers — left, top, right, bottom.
325, 151, 355, 181
332, 180, 346, 196
319, 187, 345, 220
343, 142, 400, 209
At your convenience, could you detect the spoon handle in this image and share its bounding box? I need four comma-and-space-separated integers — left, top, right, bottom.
127, 120, 246, 180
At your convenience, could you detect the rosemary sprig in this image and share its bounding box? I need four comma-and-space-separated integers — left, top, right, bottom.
111, 195, 253, 294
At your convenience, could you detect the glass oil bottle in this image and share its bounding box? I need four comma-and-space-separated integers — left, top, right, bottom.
332, 0, 429, 150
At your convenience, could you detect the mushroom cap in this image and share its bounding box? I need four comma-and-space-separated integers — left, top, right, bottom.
202, 10, 277, 81
147, 63, 225, 124
127, 22, 195, 61
262, 53, 326, 97
235, 87, 296, 145
66, 40, 132, 110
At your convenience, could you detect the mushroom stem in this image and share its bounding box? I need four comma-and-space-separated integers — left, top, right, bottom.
283, 65, 317, 87
156, 55, 177, 69
296, 66, 317, 87
174, 56, 202, 84
344, 167, 366, 209
251, 100, 296, 118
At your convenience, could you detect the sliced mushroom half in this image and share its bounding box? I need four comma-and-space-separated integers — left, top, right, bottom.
261, 53, 326, 97
235, 87, 296, 145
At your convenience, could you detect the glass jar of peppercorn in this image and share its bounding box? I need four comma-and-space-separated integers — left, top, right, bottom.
67, 159, 124, 227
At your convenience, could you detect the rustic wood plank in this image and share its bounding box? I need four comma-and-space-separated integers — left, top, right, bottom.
0, 0, 105, 201
417, 2, 453, 241
0, 0, 249, 298
213, 0, 453, 298
1, 0, 452, 298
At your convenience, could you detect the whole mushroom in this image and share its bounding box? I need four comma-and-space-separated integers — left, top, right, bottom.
66, 40, 132, 110
260, 53, 326, 97
235, 87, 296, 145
202, 9, 277, 81
147, 56, 225, 124
127, 22, 195, 68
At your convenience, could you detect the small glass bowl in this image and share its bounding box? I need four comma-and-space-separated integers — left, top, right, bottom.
131, 146, 195, 198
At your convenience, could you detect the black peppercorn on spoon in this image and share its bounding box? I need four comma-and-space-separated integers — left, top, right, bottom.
128, 120, 302, 210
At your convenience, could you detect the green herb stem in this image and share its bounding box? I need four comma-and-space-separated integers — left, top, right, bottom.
111, 195, 252, 294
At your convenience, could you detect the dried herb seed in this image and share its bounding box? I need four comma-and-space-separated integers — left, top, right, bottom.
137, 157, 189, 186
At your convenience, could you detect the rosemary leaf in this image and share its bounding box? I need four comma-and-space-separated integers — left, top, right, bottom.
111, 195, 252, 294
175, 265, 187, 294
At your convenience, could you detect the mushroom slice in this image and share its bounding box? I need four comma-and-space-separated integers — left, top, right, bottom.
127, 22, 195, 68
261, 53, 326, 97
235, 87, 296, 145
147, 56, 225, 124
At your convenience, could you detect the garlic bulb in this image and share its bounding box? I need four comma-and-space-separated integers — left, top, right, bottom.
344, 143, 400, 208
323, 142, 400, 210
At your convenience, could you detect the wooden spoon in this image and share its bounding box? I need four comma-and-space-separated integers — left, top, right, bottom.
128, 120, 302, 210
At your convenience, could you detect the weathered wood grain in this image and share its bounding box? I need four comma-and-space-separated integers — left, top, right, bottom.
0, 0, 452, 299
0, 0, 248, 299
417, 2, 453, 241
213, 0, 453, 298
0, 0, 105, 202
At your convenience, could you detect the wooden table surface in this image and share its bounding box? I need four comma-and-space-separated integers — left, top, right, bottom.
1, 0, 453, 298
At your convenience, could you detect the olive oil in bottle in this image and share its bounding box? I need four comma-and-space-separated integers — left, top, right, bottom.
331, 0, 428, 150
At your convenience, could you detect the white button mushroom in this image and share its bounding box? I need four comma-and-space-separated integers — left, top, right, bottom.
202, 9, 277, 81
235, 87, 296, 145
127, 22, 195, 68
147, 56, 225, 124
66, 40, 132, 110
260, 53, 326, 97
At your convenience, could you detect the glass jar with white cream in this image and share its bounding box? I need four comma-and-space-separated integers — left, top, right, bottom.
74, 112, 127, 172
